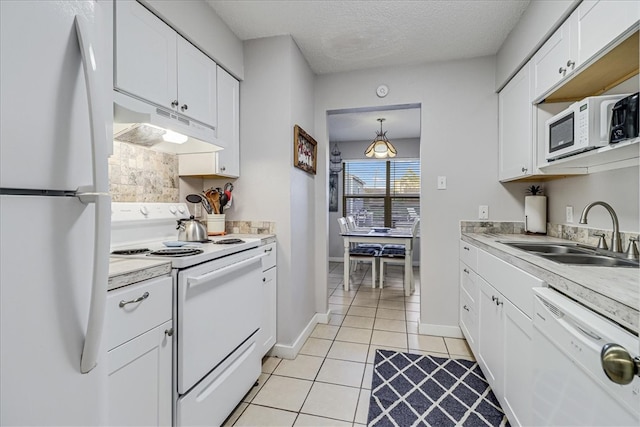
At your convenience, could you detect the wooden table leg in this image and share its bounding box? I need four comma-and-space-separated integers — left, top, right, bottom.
343, 238, 350, 291
404, 240, 412, 296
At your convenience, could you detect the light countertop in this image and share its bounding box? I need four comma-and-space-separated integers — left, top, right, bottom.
462, 233, 639, 334
108, 258, 172, 291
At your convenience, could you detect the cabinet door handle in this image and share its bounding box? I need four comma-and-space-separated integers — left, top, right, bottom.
463, 305, 470, 312
463, 246, 470, 251
263, 277, 266, 282
567, 59, 575, 69
491, 295, 498, 302
496, 299, 503, 306
119, 291, 149, 308
463, 268, 469, 274
264, 247, 273, 252
558, 66, 567, 75
180, 104, 188, 112
165, 328, 174, 337
171, 100, 179, 107
521, 167, 528, 173
220, 166, 226, 171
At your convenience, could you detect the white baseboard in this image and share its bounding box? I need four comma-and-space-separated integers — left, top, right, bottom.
269, 310, 330, 360
418, 322, 463, 338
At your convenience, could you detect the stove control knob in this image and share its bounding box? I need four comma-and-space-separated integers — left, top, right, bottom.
177, 206, 186, 214
169, 205, 177, 214
140, 206, 149, 216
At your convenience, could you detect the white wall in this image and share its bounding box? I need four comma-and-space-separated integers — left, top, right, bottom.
545, 166, 640, 232
237, 35, 317, 347
314, 56, 532, 336
495, 0, 578, 90
140, 0, 244, 79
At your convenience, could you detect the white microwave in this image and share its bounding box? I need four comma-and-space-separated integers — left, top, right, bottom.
545, 94, 629, 161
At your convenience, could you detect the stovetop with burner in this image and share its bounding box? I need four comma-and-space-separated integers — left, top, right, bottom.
111, 202, 260, 268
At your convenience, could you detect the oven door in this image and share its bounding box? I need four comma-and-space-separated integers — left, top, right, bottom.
176, 247, 264, 394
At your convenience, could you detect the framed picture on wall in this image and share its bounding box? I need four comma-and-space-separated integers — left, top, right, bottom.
294, 125, 317, 175
329, 173, 338, 212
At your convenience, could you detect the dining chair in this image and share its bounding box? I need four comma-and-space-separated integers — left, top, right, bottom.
379, 218, 420, 290
338, 217, 379, 288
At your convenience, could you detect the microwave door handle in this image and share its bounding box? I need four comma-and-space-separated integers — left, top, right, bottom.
75, 15, 110, 374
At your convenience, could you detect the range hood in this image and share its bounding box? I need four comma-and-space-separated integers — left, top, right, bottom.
113, 90, 223, 154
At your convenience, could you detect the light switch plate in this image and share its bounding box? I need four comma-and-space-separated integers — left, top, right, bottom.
479, 205, 489, 220
437, 176, 447, 190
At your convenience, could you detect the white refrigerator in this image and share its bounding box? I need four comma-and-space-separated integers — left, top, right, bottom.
0, 1, 112, 425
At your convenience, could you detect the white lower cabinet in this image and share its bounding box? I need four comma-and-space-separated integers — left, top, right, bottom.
461, 241, 544, 427
260, 242, 277, 356
108, 321, 172, 427
107, 276, 173, 427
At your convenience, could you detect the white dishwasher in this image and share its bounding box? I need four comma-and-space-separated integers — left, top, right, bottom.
532, 288, 639, 426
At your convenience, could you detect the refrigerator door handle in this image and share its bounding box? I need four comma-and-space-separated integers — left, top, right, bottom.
79, 193, 110, 374
74, 15, 109, 195
75, 15, 110, 374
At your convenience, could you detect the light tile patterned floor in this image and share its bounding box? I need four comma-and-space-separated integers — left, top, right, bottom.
223, 262, 474, 426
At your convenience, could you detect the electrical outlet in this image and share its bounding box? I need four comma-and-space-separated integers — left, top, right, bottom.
566, 206, 574, 223
479, 205, 489, 220
437, 176, 447, 190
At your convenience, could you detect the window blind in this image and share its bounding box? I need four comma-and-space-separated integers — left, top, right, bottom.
343, 159, 420, 228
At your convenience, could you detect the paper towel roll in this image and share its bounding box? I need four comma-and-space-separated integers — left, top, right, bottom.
525, 196, 547, 234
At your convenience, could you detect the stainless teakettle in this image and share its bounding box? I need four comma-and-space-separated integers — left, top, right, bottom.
176, 216, 208, 242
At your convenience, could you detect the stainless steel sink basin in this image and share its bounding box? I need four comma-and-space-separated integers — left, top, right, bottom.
500, 241, 639, 268
539, 253, 639, 267
503, 242, 590, 254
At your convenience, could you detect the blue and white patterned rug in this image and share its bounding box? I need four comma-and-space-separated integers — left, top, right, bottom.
368, 350, 510, 427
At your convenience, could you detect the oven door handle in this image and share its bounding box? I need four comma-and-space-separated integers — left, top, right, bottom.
188, 253, 267, 288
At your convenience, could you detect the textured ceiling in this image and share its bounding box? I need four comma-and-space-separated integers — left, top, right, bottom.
207, 0, 530, 75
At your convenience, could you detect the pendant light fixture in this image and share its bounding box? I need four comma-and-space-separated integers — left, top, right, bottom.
364, 118, 397, 158
329, 143, 343, 173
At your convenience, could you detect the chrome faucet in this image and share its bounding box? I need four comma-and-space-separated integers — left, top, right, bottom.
579, 201, 623, 253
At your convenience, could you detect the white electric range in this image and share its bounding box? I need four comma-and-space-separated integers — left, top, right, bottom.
110, 202, 260, 267
111, 202, 265, 426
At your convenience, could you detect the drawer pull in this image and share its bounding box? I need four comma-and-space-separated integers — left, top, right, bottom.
264, 247, 273, 252
463, 246, 470, 251
119, 291, 149, 308
463, 268, 469, 274
165, 328, 174, 337
463, 305, 470, 312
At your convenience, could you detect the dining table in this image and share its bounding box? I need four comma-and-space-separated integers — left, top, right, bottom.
340, 228, 415, 296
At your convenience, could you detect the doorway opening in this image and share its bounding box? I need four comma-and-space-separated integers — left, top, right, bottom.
326, 103, 422, 325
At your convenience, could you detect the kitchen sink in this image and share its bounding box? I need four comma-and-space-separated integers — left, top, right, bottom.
500, 241, 639, 268
502, 242, 591, 254
538, 253, 639, 267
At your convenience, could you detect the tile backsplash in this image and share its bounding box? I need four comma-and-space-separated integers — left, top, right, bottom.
108, 141, 179, 202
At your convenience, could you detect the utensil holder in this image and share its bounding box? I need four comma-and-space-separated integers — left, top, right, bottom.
207, 214, 225, 233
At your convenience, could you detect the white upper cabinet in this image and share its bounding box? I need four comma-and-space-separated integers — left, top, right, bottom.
115, 1, 217, 128
115, 0, 177, 111
576, 0, 640, 67
532, 0, 639, 103
176, 37, 217, 126
499, 62, 534, 181
532, 17, 575, 101
215, 66, 240, 177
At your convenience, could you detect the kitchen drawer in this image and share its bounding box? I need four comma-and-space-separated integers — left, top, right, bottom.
459, 287, 477, 352
460, 261, 478, 302
261, 242, 276, 271
106, 275, 172, 350
477, 249, 544, 318
459, 240, 477, 270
